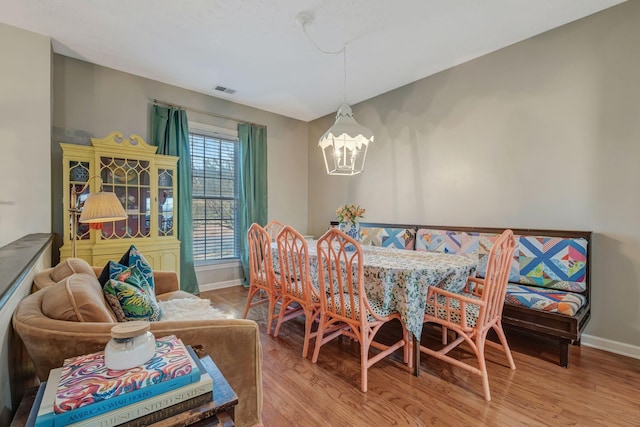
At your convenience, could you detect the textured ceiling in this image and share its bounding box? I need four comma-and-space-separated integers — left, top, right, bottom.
0, 0, 625, 121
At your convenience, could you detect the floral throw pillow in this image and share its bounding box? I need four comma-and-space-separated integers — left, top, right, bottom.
103, 266, 162, 322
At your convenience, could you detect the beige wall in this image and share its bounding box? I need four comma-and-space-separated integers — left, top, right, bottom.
51, 55, 309, 279
309, 1, 640, 349
0, 23, 51, 248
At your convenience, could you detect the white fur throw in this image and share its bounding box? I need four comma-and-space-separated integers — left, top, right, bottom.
158, 298, 231, 321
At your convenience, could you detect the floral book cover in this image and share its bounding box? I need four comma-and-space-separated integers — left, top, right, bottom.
53, 335, 196, 414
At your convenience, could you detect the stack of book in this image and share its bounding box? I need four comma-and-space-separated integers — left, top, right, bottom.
29, 335, 213, 427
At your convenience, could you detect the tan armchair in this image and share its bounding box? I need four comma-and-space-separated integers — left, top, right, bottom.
13, 260, 263, 427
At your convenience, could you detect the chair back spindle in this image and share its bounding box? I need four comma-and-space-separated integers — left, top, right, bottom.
264, 219, 285, 242
477, 230, 516, 329
316, 228, 363, 325
273, 226, 321, 357
243, 223, 281, 334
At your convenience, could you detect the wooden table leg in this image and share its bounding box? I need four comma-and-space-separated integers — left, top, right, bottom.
413, 333, 420, 376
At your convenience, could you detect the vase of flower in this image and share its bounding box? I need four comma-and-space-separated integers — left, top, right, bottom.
338, 221, 361, 251
336, 204, 365, 251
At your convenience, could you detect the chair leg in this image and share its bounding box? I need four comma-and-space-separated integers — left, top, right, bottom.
311, 314, 327, 363
361, 335, 369, 393
242, 286, 259, 319
476, 334, 491, 402
273, 297, 290, 337
266, 296, 278, 335
302, 309, 316, 358
493, 323, 516, 369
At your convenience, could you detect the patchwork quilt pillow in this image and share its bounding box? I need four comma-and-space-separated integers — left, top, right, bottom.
360, 226, 416, 250
513, 236, 588, 292
475, 232, 520, 282
415, 228, 480, 255
103, 266, 162, 322
476, 234, 588, 291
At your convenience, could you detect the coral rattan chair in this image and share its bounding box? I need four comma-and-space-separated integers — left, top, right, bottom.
312, 228, 410, 392
264, 219, 285, 242
414, 228, 517, 401
273, 225, 321, 358
242, 223, 282, 334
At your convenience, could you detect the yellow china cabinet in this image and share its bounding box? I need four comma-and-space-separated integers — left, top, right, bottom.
60, 131, 180, 275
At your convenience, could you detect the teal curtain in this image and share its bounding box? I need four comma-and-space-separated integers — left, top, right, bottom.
151, 105, 199, 295
238, 123, 268, 286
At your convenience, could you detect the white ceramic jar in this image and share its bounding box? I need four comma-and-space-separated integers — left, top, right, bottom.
104, 321, 156, 370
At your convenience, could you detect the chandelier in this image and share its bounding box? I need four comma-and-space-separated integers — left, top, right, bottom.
298, 13, 374, 176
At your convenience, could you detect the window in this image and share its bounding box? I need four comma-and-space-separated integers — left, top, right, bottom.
190, 130, 239, 262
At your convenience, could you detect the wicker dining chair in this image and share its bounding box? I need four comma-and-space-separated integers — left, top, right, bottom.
273, 225, 321, 358
414, 228, 517, 401
264, 219, 285, 242
242, 223, 282, 335
312, 228, 411, 392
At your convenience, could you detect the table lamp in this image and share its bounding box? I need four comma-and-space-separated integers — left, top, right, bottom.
70, 176, 128, 258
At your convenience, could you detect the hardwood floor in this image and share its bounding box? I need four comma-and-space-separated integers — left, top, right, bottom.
203, 286, 640, 426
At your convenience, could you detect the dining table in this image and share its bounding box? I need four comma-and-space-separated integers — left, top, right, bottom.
272, 240, 477, 339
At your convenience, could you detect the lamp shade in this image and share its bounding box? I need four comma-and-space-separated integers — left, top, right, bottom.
79, 192, 127, 223
319, 104, 373, 176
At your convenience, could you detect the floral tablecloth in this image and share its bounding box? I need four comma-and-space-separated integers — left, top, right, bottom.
272, 242, 477, 337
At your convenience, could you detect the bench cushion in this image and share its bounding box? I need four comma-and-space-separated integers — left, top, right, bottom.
360, 226, 416, 250
416, 228, 588, 292
513, 236, 588, 292
415, 228, 516, 277
415, 228, 478, 254
505, 284, 587, 316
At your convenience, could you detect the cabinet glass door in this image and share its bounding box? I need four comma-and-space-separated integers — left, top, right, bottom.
99, 156, 151, 239
68, 161, 91, 242
157, 169, 174, 237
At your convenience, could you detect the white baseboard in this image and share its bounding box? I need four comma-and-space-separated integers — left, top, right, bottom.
581, 334, 640, 360
199, 279, 244, 293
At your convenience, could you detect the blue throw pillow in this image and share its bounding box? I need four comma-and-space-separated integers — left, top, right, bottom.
118, 245, 155, 290
98, 245, 154, 291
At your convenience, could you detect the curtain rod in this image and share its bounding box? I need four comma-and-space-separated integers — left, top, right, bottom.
152, 98, 266, 128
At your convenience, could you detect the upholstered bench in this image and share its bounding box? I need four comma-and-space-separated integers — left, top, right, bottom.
331, 221, 591, 367
415, 226, 590, 367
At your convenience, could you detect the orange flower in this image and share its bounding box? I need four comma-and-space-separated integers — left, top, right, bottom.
336, 204, 365, 225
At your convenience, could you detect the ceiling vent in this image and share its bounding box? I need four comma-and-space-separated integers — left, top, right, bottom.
213, 85, 236, 94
